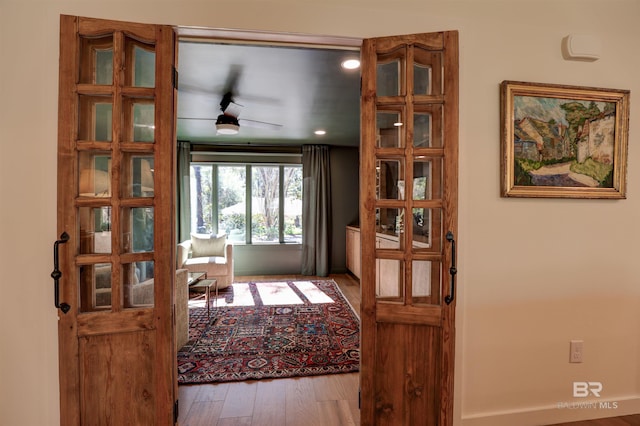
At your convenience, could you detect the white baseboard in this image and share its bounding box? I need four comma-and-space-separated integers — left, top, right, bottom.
461, 396, 640, 426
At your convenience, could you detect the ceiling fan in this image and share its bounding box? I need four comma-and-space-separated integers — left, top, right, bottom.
213, 91, 283, 135
177, 64, 283, 135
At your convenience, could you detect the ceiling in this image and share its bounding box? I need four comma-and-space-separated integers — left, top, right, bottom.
176, 40, 362, 147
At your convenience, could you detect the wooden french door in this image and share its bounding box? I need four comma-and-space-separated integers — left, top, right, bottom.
56, 15, 177, 425
359, 32, 459, 425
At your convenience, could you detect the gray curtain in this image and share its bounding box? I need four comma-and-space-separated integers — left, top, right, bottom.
301, 145, 331, 276
177, 141, 191, 244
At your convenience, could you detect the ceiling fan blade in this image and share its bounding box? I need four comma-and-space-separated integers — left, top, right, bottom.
239, 118, 283, 130
222, 64, 243, 95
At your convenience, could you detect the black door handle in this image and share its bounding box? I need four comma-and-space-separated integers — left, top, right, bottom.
444, 231, 457, 305
51, 232, 71, 314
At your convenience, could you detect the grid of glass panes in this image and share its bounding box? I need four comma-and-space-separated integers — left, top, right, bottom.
76, 33, 157, 312
374, 45, 445, 305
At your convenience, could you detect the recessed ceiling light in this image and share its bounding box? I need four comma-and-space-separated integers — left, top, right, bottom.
314, 130, 326, 135
393, 122, 403, 127
341, 59, 360, 70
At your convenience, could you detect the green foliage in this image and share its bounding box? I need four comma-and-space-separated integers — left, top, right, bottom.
218, 186, 240, 210
219, 213, 245, 234
251, 214, 278, 241
517, 158, 542, 172
570, 158, 613, 186
514, 159, 534, 186
561, 102, 589, 128
284, 217, 302, 236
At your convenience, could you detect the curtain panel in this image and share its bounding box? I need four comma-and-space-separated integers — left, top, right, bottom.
301, 145, 331, 276
177, 141, 191, 245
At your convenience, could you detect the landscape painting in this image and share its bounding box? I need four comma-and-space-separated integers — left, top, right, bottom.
500, 81, 629, 199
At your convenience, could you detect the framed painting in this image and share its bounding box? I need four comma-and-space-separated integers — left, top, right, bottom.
500, 81, 630, 198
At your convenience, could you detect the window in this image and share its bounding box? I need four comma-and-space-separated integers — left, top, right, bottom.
190, 163, 302, 244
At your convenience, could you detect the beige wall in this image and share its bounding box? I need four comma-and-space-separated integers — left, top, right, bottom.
2, 1, 639, 425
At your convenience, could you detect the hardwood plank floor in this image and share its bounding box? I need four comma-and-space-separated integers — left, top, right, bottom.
178, 273, 361, 426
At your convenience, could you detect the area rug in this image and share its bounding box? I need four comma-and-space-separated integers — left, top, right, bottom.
177, 279, 360, 384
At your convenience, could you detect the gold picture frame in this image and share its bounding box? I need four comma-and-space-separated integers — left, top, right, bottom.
500, 80, 630, 198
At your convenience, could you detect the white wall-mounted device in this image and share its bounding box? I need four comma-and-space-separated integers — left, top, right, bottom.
562, 34, 601, 61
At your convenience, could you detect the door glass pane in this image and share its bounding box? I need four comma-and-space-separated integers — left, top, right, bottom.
122, 207, 154, 253
124, 154, 154, 197
376, 208, 404, 246
78, 96, 113, 141
124, 38, 156, 88
376, 158, 404, 200
414, 48, 442, 96
412, 208, 442, 251
123, 99, 155, 143
79, 207, 112, 254
218, 165, 246, 241
80, 263, 111, 312
283, 166, 303, 243
79, 35, 113, 85
412, 260, 441, 305
123, 261, 155, 308
134, 103, 155, 142
414, 106, 442, 148
78, 152, 111, 197
376, 111, 403, 148
413, 158, 442, 200
412, 260, 431, 297
95, 50, 114, 85
376, 259, 403, 299
414, 64, 432, 96
377, 59, 400, 97
413, 113, 432, 148
252, 166, 279, 243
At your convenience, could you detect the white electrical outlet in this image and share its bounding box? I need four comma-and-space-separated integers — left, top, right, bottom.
570, 340, 584, 363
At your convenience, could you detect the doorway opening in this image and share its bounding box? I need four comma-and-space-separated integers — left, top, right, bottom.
174, 27, 363, 424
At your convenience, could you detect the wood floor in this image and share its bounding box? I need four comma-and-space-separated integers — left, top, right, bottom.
177, 273, 639, 426
178, 273, 361, 426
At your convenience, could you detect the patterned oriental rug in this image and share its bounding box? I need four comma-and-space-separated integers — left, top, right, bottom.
177, 279, 360, 384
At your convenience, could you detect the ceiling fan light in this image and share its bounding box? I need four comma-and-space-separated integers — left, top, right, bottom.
216, 124, 240, 135
215, 114, 240, 135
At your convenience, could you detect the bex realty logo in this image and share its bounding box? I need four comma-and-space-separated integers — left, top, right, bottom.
573, 381, 603, 398
558, 382, 618, 409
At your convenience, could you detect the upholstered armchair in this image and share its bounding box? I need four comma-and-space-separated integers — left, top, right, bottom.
177, 234, 234, 289
126, 267, 189, 349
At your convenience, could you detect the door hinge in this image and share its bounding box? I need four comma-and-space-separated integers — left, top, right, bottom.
174, 399, 179, 424
172, 66, 179, 90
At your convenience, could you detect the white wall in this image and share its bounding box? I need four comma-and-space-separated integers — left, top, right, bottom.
2, 1, 639, 425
